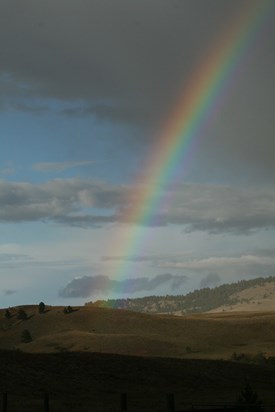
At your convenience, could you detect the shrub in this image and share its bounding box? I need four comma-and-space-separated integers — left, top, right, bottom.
21, 329, 32, 343
4, 309, 11, 319
17, 309, 28, 320
63, 305, 73, 314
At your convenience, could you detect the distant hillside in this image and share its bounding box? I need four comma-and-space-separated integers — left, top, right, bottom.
85, 276, 275, 314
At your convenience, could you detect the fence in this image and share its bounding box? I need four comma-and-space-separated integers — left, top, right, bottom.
1, 392, 274, 412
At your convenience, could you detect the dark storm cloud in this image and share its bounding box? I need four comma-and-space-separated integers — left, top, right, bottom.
0, 179, 275, 234
0, 1, 274, 178
59, 273, 188, 298
0, 0, 237, 111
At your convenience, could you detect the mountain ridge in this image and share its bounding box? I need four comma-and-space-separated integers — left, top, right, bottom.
85, 276, 275, 314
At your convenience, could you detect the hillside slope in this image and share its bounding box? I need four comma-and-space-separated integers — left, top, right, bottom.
2, 305, 275, 360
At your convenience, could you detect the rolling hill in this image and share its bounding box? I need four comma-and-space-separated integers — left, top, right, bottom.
2, 303, 275, 360
3, 277, 275, 410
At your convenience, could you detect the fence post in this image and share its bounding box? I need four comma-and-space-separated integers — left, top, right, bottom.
44, 393, 49, 412
167, 393, 175, 412
2, 392, 7, 412
120, 393, 127, 411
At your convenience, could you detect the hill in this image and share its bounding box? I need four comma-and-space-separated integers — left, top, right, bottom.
3, 300, 275, 410
2, 304, 275, 361
85, 276, 275, 314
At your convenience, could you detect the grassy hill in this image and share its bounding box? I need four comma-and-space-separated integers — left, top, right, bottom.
2, 304, 275, 361
85, 276, 275, 314
3, 296, 275, 410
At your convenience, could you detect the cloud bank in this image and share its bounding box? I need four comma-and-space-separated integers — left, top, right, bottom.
0, 179, 275, 233
59, 273, 188, 298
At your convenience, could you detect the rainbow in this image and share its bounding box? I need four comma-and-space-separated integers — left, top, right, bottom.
111, 0, 274, 284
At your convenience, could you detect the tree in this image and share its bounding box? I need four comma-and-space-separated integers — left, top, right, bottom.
17, 309, 27, 320
38, 302, 45, 314
236, 383, 264, 411
21, 329, 32, 343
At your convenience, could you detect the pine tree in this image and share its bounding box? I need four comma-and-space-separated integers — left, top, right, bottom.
38, 301, 45, 314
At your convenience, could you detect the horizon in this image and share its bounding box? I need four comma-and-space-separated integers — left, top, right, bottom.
1, 273, 275, 310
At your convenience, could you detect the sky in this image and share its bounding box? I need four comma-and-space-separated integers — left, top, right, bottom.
0, 0, 275, 308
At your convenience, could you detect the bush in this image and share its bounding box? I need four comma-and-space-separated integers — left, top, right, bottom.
4, 309, 11, 319
63, 305, 73, 314
21, 329, 32, 343
17, 309, 28, 320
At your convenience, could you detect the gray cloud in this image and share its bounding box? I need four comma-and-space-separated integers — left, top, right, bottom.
59, 273, 188, 298
101, 253, 191, 263
200, 273, 221, 289
0, 253, 34, 269
0, 179, 275, 234
251, 249, 275, 257
0, 178, 128, 224
33, 160, 93, 172
161, 254, 275, 279
4, 289, 16, 296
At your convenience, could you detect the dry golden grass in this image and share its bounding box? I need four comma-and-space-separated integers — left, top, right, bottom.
209, 281, 275, 313
2, 305, 275, 360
